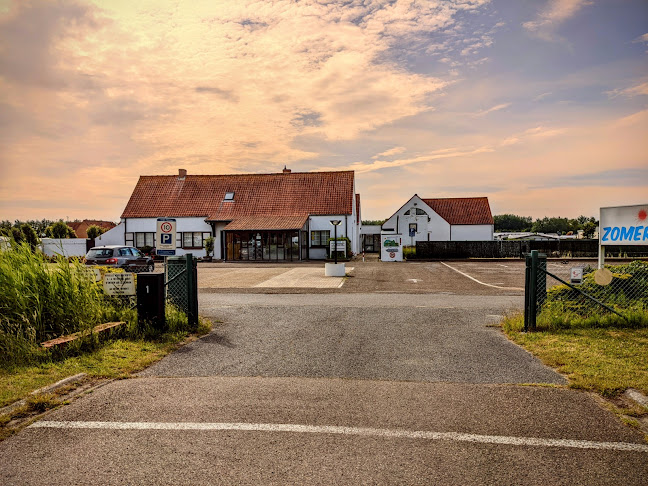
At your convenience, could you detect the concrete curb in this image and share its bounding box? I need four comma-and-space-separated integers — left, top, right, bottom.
624, 388, 648, 409
0, 373, 87, 417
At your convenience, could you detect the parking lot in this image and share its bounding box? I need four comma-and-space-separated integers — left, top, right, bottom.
195, 258, 600, 294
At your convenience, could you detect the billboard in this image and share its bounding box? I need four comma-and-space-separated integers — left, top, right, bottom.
599, 204, 648, 246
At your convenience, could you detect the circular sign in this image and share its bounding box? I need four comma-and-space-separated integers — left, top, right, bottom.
160, 222, 173, 233
389, 252, 396, 258
594, 268, 613, 286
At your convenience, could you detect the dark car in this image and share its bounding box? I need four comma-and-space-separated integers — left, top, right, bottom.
84, 245, 154, 273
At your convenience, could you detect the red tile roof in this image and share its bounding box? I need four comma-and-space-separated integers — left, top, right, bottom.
121, 170, 355, 220
422, 197, 493, 225
223, 215, 308, 231
67, 220, 116, 238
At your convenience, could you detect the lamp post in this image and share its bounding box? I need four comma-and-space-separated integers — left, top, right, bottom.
330, 220, 341, 264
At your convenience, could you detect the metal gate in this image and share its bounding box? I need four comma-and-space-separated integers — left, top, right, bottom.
165, 254, 199, 327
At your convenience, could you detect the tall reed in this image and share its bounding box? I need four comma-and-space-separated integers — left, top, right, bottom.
0, 244, 122, 366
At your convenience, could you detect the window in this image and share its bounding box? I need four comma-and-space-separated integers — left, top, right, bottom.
310, 230, 330, 247
224, 192, 234, 201
134, 232, 154, 248
404, 208, 427, 216
182, 232, 203, 249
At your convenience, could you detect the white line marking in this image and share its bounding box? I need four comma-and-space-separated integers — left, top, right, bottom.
30, 421, 648, 453
440, 262, 523, 291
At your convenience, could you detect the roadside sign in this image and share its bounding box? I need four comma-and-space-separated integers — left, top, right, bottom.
329, 241, 346, 256
409, 227, 415, 237
156, 218, 176, 255
381, 234, 403, 262
570, 267, 583, 285
103, 273, 135, 296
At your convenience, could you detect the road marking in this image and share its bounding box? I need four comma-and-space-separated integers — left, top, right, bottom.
407, 279, 420, 283
30, 421, 648, 453
440, 262, 523, 291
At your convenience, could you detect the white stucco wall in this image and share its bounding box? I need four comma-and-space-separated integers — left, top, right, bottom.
382, 195, 451, 242
121, 217, 212, 257
309, 214, 356, 259
96, 223, 125, 246
41, 238, 88, 258
451, 225, 494, 241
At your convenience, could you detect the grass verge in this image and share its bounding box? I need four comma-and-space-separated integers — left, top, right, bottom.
0, 318, 213, 409
502, 313, 648, 397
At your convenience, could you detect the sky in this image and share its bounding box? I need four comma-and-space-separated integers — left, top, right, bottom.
0, 0, 646, 223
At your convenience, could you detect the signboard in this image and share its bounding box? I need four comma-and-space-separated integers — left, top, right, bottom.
599, 204, 648, 268
381, 234, 403, 262
329, 241, 347, 255
103, 273, 135, 296
570, 267, 583, 285
156, 218, 176, 256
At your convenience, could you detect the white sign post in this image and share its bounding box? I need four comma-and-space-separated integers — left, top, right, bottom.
156, 218, 177, 256
599, 204, 648, 268
381, 234, 403, 262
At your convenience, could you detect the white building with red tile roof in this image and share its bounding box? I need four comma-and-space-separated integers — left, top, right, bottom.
98, 168, 360, 261
381, 195, 494, 245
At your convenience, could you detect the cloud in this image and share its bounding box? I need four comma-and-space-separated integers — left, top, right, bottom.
532, 168, 648, 189
523, 0, 591, 41
472, 102, 511, 117
500, 125, 567, 146
633, 33, 648, 43
371, 146, 406, 159
606, 81, 648, 98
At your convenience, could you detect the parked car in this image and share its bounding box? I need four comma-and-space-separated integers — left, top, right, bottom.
84, 245, 154, 272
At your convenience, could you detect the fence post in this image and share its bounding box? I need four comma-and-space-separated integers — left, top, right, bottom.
524, 250, 539, 332
185, 253, 198, 328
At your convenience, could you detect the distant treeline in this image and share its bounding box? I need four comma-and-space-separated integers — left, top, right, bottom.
494, 214, 597, 237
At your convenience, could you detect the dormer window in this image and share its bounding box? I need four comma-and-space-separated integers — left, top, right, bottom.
224, 192, 234, 201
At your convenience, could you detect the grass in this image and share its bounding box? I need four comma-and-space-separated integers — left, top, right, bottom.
502, 313, 648, 397
0, 315, 213, 409
0, 243, 130, 366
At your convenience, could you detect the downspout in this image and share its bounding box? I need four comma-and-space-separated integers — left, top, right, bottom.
124, 219, 127, 245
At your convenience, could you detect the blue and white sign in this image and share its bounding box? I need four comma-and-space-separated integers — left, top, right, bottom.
156, 218, 176, 255
600, 204, 648, 246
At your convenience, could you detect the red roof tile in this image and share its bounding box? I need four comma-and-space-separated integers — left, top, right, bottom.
422, 197, 493, 225
223, 215, 308, 231
121, 170, 355, 220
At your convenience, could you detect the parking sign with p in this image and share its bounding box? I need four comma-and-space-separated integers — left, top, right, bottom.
156, 218, 176, 255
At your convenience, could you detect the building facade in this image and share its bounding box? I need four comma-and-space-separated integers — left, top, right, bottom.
98, 168, 360, 261
381, 195, 494, 243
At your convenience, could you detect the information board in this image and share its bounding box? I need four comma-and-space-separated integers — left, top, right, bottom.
381, 234, 403, 262
103, 273, 136, 296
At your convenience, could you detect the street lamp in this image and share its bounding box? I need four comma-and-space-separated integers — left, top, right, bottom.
330, 220, 342, 264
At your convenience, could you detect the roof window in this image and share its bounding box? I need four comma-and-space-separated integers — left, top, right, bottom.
224, 192, 234, 201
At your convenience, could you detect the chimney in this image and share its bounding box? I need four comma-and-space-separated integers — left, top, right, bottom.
282, 165, 291, 174
178, 168, 187, 180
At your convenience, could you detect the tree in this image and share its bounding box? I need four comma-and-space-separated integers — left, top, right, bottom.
582, 221, 597, 239
493, 214, 533, 232
47, 221, 76, 238
86, 225, 105, 239
362, 220, 386, 226
20, 223, 40, 251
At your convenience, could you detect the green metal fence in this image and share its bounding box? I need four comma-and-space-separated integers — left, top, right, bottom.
524, 250, 648, 331
165, 254, 199, 328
